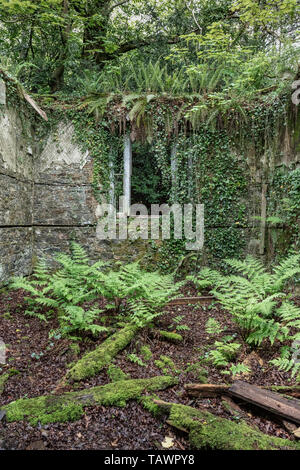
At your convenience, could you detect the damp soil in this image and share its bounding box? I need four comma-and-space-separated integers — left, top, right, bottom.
0, 286, 299, 450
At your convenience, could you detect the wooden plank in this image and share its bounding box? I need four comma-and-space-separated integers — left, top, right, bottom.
229, 380, 300, 424
22, 91, 48, 121
167, 296, 214, 306
185, 382, 300, 399
184, 383, 230, 397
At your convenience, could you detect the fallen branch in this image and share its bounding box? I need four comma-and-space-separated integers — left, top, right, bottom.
221, 395, 248, 419
153, 399, 299, 450
66, 323, 139, 382
184, 384, 229, 397
2, 376, 177, 426
185, 382, 300, 399
167, 296, 214, 306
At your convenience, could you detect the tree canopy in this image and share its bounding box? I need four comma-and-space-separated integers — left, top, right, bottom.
0, 0, 298, 98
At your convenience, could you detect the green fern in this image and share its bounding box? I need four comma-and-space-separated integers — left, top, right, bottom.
205, 318, 223, 335
208, 340, 241, 367
193, 254, 300, 347
229, 363, 251, 377
11, 244, 181, 334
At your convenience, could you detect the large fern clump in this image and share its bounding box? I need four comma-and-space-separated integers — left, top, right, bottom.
191, 254, 300, 374
11, 242, 181, 335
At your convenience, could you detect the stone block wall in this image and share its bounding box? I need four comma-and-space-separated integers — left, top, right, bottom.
0, 81, 299, 284
0, 106, 34, 282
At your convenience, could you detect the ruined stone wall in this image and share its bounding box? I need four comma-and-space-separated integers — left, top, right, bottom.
0, 81, 299, 284
0, 105, 34, 283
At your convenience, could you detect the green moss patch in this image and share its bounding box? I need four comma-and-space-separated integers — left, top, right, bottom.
107, 364, 130, 382
154, 355, 178, 375
66, 323, 139, 382
158, 330, 183, 342
158, 402, 300, 450
140, 345, 152, 361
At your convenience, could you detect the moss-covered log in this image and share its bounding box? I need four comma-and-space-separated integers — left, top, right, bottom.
153, 399, 300, 450
66, 323, 139, 382
1, 376, 177, 426
157, 330, 183, 342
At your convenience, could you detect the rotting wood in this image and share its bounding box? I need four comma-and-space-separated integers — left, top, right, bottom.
167, 296, 214, 306
22, 91, 48, 121
281, 420, 298, 434
221, 395, 247, 418
152, 399, 299, 450
229, 380, 300, 424
184, 383, 230, 397
185, 382, 300, 399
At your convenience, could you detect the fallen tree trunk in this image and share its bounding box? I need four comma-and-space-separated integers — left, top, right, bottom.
66, 323, 139, 382
2, 376, 177, 426
153, 399, 300, 450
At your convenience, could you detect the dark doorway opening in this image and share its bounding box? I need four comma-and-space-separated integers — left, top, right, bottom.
131, 142, 170, 209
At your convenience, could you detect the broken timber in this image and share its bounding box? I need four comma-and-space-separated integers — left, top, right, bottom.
228, 380, 300, 425
184, 384, 230, 397
167, 296, 214, 306
185, 382, 300, 399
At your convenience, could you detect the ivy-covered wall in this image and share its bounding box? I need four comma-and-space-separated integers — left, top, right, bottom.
0, 76, 299, 284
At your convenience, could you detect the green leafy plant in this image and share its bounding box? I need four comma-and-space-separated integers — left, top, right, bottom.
269, 345, 300, 378
11, 242, 182, 335
168, 315, 190, 332
140, 345, 152, 361
154, 355, 177, 375
207, 340, 241, 368
193, 254, 300, 346
59, 306, 108, 337
228, 363, 251, 377
205, 318, 223, 335
127, 353, 146, 367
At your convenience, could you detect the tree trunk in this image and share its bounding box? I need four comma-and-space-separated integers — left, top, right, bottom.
2, 376, 177, 426
153, 399, 300, 450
